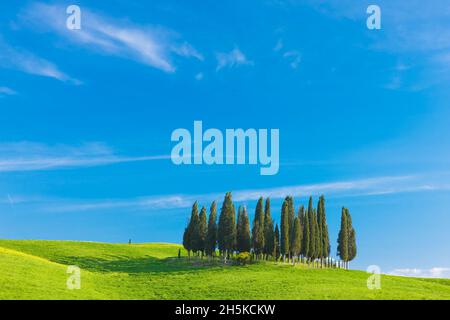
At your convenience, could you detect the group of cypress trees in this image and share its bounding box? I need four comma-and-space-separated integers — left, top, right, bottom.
279, 196, 331, 266
183, 192, 357, 268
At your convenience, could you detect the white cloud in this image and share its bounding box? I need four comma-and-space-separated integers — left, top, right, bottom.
302, 0, 450, 86
0, 86, 17, 96
21, 3, 202, 73
384, 75, 402, 90
47, 195, 197, 213
0, 38, 79, 83
34, 173, 450, 213
283, 50, 301, 69
273, 39, 283, 52
216, 47, 253, 71
195, 72, 204, 80
232, 175, 419, 201
272, 37, 301, 70
0, 141, 169, 172
389, 267, 450, 279
173, 42, 204, 61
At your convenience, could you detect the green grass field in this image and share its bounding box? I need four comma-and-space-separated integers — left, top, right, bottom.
0, 239, 449, 300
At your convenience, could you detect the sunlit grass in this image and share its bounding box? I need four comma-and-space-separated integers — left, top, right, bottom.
0, 239, 449, 300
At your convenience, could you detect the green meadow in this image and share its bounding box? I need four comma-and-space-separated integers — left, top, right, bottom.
0, 239, 449, 300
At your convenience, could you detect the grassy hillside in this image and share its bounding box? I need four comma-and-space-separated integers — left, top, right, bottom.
0, 239, 449, 300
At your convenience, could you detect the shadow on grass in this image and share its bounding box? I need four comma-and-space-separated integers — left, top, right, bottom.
54, 256, 229, 274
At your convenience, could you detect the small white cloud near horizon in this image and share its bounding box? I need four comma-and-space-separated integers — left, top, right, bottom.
20, 3, 203, 73
216, 47, 253, 71
389, 267, 450, 279
0, 141, 169, 172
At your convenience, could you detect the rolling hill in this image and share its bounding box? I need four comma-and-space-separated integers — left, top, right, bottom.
0, 239, 449, 300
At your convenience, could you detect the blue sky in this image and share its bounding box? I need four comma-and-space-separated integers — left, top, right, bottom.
1, 0, 450, 277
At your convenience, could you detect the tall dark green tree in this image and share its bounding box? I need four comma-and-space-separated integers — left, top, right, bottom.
252, 197, 265, 257
280, 197, 290, 261
198, 206, 208, 256
198, 207, 208, 257
274, 223, 281, 260
287, 196, 296, 259
187, 202, 200, 255
291, 217, 302, 262
182, 225, 191, 258
296, 207, 304, 259
218, 192, 236, 258
263, 198, 275, 259
302, 206, 310, 260
307, 197, 316, 261
317, 195, 330, 263
347, 209, 357, 268
298, 205, 305, 224
236, 206, 251, 252
337, 207, 349, 267
205, 201, 218, 257
313, 208, 321, 261
298, 205, 306, 261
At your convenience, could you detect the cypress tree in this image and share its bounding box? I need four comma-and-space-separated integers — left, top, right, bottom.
218, 192, 236, 258
337, 207, 349, 266
205, 201, 218, 257
299, 206, 304, 260
291, 217, 302, 262
287, 196, 295, 259
280, 197, 290, 261
188, 202, 200, 255
182, 225, 191, 258
307, 197, 316, 261
274, 223, 281, 260
236, 206, 244, 252
252, 197, 265, 257
298, 205, 305, 261
347, 209, 357, 268
313, 208, 321, 261
316, 202, 323, 261
317, 195, 330, 262
263, 198, 275, 259
236, 206, 251, 252
302, 208, 310, 260
298, 205, 305, 224
198, 206, 208, 257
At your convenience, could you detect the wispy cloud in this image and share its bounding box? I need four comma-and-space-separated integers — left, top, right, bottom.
273, 39, 283, 52
35, 174, 450, 213
46, 195, 198, 213
283, 50, 301, 69
273, 38, 301, 70
0, 141, 169, 172
0, 86, 17, 96
389, 267, 450, 279
216, 47, 253, 71
21, 3, 202, 73
0, 38, 79, 83
195, 72, 204, 80
301, 0, 450, 87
